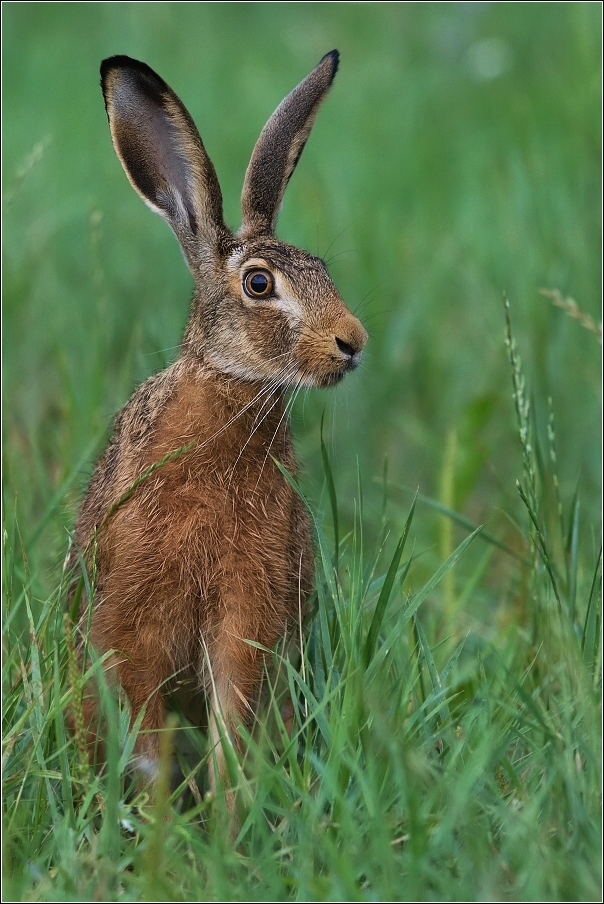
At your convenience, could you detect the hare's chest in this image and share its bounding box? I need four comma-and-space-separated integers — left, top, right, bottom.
136, 454, 304, 574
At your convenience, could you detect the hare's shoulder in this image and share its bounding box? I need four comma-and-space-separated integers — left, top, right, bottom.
75, 361, 188, 544
113, 363, 186, 454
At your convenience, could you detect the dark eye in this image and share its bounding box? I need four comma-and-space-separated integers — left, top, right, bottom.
243, 269, 274, 299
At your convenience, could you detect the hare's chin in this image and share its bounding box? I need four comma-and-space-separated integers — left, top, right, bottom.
309, 369, 349, 389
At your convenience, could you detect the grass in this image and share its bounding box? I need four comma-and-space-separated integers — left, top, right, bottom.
2, 2, 601, 901
3, 381, 602, 899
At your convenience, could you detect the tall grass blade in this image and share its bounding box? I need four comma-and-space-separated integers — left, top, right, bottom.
390, 483, 528, 563
320, 412, 339, 571
52, 646, 75, 824
413, 615, 453, 732
565, 488, 580, 621
582, 547, 601, 673
24, 435, 103, 548
24, 594, 45, 732
516, 481, 562, 607
364, 494, 416, 667
403, 528, 482, 627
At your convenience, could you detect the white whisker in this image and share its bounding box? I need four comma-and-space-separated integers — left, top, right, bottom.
254, 376, 304, 493
224, 364, 299, 490
178, 360, 295, 461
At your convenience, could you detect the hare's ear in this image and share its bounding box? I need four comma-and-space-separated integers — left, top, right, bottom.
240, 50, 339, 237
101, 56, 226, 260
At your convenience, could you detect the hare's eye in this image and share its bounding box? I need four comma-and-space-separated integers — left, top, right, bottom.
243, 269, 274, 299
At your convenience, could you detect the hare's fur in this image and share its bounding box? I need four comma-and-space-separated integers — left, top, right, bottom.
70, 52, 367, 799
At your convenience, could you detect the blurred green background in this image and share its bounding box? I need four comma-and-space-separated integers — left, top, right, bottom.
3, 1, 601, 591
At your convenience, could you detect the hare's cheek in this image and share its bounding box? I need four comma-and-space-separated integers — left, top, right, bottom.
247, 309, 296, 365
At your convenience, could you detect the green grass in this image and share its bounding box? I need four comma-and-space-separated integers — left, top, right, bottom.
3, 2, 601, 900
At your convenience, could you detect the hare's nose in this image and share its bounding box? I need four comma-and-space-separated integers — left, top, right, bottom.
334, 334, 365, 370
335, 337, 357, 358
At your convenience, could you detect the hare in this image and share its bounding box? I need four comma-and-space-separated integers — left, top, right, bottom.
69, 51, 367, 802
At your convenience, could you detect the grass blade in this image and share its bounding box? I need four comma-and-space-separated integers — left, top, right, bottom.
402, 528, 482, 627
364, 494, 416, 667
582, 547, 602, 672
320, 411, 340, 571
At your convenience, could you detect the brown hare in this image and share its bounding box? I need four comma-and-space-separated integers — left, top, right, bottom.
69, 51, 367, 803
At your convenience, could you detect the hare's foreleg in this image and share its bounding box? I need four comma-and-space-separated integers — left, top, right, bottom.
113, 648, 170, 782
205, 621, 266, 807
68, 645, 166, 781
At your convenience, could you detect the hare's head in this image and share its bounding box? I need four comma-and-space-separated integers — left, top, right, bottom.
101, 52, 367, 388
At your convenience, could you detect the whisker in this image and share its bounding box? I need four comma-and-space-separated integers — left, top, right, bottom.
254, 377, 304, 493
320, 226, 351, 261
351, 286, 386, 319
225, 365, 299, 489
356, 310, 393, 326
324, 248, 354, 266
142, 344, 182, 358
172, 367, 293, 459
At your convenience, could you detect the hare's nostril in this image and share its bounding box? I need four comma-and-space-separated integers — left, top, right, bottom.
335, 337, 357, 358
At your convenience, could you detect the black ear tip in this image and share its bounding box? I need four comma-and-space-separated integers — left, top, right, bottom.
101, 55, 135, 80
100, 56, 172, 110
100, 55, 164, 90
321, 49, 340, 78
100, 55, 131, 93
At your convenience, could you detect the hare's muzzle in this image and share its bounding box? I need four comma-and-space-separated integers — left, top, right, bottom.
334, 311, 368, 366
295, 313, 367, 386
304, 312, 367, 386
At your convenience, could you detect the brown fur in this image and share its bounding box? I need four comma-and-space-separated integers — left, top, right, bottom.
70, 52, 367, 799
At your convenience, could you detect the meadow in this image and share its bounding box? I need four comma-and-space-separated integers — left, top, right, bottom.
3, 3, 601, 900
